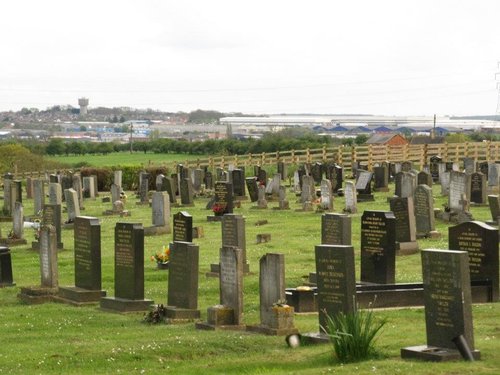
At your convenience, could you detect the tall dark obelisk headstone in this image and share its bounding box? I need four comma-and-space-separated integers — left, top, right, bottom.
56, 216, 106, 305
100, 222, 153, 312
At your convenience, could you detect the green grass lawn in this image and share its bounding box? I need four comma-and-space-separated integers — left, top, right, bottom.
46, 152, 206, 168
0, 181, 499, 374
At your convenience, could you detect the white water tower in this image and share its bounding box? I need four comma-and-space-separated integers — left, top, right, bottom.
78, 97, 89, 115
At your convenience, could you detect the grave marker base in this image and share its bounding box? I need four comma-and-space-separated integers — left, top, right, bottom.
397, 242, 419, 255
246, 324, 299, 336
285, 288, 317, 313
31, 241, 64, 251
103, 210, 131, 217
401, 345, 480, 362
143, 225, 171, 236
18, 286, 58, 304
301, 332, 330, 344
54, 286, 106, 306
165, 306, 201, 323
0, 238, 27, 246
100, 296, 153, 313
207, 215, 223, 222
357, 194, 374, 202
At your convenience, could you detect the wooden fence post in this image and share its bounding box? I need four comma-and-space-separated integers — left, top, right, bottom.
322, 145, 327, 162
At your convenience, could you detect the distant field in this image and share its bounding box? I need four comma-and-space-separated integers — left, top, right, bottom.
46, 152, 207, 168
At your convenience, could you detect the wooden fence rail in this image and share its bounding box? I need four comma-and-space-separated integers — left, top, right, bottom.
14, 141, 500, 180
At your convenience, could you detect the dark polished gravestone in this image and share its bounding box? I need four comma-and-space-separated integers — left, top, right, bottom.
173, 211, 193, 242
373, 165, 389, 192
180, 178, 195, 206
302, 244, 357, 344
164, 241, 200, 322
401, 249, 480, 361
469, 172, 486, 205
55, 217, 106, 305
207, 182, 234, 222
449, 221, 499, 301
355, 170, 374, 201
196, 246, 245, 331
389, 197, 419, 255
360, 211, 396, 284
0, 246, 15, 287
100, 223, 153, 313
245, 177, 259, 202
246, 253, 298, 336
232, 169, 247, 199
18, 225, 59, 304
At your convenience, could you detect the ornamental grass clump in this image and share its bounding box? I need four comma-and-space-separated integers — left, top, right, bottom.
323, 309, 386, 363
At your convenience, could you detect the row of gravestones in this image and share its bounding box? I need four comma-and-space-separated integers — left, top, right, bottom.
8, 214, 298, 336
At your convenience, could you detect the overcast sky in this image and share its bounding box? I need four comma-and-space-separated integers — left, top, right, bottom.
1, 0, 499, 116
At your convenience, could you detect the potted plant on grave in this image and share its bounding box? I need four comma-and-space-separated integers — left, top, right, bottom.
151, 246, 170, 270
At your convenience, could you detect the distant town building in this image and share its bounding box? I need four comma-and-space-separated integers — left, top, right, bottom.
365, 133, 408, 146
78, 98, 89, 116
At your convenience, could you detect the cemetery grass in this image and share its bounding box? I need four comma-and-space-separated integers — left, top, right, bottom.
46, 152, 205, 168
1, 184, 499, 374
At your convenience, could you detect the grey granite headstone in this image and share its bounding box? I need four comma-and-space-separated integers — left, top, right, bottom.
180, 178, 194, 206
389, 196, 418, 254
82, 176, 95, 199
315, 245, 356, 333
440, 171, 450, 196
222, 214, 247, 266
449, 171, 470, 212
12, 202, 24, 240
414, 185, 436, 238
39, 225, 58, 288
321, 213, 351, 245
151, 191, 170, 229
166, 241, 200, 320
220, 246, 244, 325
33, 179, 45, 216
343, 181, 357, 214
64, 188, 80, 223
401, 249, 480, 361
487, 163, 499, 187
320, 179, 333, 211
55, 216, 106, 305
487, 194, 500, 223
114, 170, 122, 187
48, 183, 62, 205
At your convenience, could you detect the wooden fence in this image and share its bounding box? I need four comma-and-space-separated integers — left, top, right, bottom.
14, 141, 500, 179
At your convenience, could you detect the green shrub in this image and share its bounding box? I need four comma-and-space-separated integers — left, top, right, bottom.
323, 309, 386, 363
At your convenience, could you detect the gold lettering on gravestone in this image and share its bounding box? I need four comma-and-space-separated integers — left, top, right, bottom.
362, 216, 386, 255
317, 257, 345, 305
173, 219, 186, 241
427, 258, 458, 328
456, 228, 484, 275
115, 227, 134, 268
323, 218, 341, 244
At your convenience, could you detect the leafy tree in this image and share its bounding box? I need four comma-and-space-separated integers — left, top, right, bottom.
46, 139, 66, 156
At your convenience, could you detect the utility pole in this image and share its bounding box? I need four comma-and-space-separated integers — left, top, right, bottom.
129, 124, 133, 153
495, 61, 500, 116
432, 114, 436, 139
